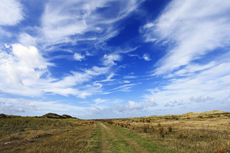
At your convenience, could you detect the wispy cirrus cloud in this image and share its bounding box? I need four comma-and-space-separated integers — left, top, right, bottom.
141, 0, 230, 75
39, 0, 144, 48
144, 53, 230, 109
141, 0, 230, 112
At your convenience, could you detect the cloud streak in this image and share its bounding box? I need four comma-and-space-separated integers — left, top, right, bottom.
142, 0, 230, 75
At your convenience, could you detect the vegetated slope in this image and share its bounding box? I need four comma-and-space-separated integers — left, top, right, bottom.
0, 116, 95, 153
98, 111, 230, 153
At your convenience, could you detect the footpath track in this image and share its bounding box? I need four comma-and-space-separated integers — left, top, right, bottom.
98, 122, 149, 153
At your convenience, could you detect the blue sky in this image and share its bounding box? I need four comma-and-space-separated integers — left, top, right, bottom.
0, 0, 230, 119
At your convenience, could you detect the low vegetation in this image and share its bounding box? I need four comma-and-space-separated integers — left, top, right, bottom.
0, 110, 230, 152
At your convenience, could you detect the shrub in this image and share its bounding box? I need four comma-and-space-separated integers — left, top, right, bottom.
132, 125, 135, 130
179, 133, 183, 138
214, 147, 224, 153
143, 124, 149, 133
159, 127, 164, 135
158, 123, 161, 127
198, 116, 203, 118
152, 125, 154, 131
168, 125, 172, 132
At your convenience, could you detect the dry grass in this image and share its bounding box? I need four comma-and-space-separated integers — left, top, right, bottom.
107, 110, 230, 153
0, 117, 96, 153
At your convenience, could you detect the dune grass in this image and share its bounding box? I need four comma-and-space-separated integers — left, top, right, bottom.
0, 117, 95, 153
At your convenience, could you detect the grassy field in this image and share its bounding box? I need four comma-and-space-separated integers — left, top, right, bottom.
0, 111, 230, 152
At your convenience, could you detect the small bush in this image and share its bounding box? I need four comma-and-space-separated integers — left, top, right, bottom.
152, 126, 154, 131
214, 147, 224, 153
132, 125, 135, 130
143, 124, 149, 133
158, 123, 161, 127
168, 125, 172, 132
159, 127, 164, 135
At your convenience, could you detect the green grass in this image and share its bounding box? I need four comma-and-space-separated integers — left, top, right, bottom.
88, 123, 101, 153
104, 127, 137, 153
109, 124, 174, 153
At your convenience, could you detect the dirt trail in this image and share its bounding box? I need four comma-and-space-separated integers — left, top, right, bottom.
98, 122, 149, 153
98, 123, 114, 153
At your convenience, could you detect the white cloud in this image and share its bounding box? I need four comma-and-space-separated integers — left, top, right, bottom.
100, 72, 115, 82
114, 101, 144, 113
128, 100, 143, 109
189, 96, 215, 103
40, 0, 143, 46
0, 97, 88, 115
12, 44, 48, 70
145, 98, 158, 107
0, 0, 24, 25
4, 44, 10, 48
123, 75, 137, 79
19, 33, 37, 46
111, 83, 136, 92
0, 44, 50, 87
0, 44, 111, 98
143, 54, 150, 61
74, 53, 85, 61
94, 98, 108, 106
140, 0, 230, 112
0, 103, 24, 114
103, 54, 121, 66
0, 41, 117, 98
143, 56, 230, 108
142, 0, 230, 75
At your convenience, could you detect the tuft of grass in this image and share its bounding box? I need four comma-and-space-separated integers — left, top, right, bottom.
158, 123, 161, 127
159, 127, 164, 135
143, 124, 149, 133
168, 125, 172, 132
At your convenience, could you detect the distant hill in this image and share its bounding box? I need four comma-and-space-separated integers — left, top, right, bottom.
0, 113, 7, 118
0, 113, 78, 119
180, 110, 230, 116
42, 113, 78, 119
147, 110, 230, 118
